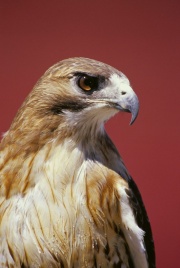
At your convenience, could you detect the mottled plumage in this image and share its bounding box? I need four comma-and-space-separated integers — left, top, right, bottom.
0, 57, 155, 267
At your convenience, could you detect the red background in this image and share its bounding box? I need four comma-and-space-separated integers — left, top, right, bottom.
0, 1, 179, 267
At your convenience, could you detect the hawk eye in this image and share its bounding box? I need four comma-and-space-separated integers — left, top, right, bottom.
78, 75, 99, 91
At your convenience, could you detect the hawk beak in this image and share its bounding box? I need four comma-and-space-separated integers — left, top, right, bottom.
115, 92, 139, 125
125, 94, 139, 125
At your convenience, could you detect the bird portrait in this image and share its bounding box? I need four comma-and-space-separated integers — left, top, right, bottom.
0, 57, 155, 268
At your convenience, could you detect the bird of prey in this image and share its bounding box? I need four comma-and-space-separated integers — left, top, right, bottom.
0, 57, 155, 268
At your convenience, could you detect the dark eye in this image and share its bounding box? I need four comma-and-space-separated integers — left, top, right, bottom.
78, 75, 99, 91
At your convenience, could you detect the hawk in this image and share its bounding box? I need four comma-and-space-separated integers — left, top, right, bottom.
0, 57, 155, 268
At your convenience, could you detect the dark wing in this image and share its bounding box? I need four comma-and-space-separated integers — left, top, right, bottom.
127, 177, 156, 268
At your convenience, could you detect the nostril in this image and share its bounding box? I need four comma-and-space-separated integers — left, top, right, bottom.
121, 91, 126, 95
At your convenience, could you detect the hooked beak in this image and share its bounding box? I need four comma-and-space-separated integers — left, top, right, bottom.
123, 93, 139, 125
113, 91, 139, 125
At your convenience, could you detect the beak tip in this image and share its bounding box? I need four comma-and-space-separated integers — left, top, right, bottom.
129, 114, 138, 125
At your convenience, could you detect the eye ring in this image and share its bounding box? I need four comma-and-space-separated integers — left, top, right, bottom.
78, 75, 98, 92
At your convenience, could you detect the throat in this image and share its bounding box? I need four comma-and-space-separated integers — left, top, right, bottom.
62, 106, 119, 143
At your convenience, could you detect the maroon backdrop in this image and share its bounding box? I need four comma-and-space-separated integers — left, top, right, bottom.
1, 1, 179, 267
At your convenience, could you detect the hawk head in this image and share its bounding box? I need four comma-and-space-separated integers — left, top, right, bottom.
3, 57, 139, 150
46, 57, 139, 123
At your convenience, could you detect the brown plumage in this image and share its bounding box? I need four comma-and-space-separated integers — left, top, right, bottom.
0, 57, 155, 267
